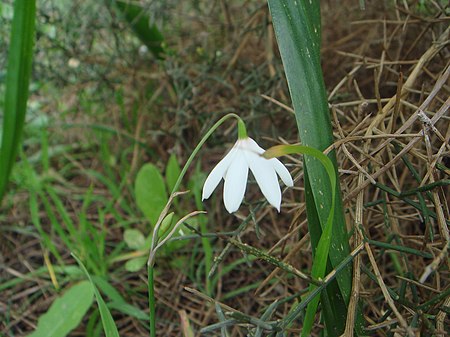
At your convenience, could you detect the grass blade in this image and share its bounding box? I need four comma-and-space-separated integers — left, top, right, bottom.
0, 0, 36, 203
114, 0, 165, 58
72, 254, 120, 337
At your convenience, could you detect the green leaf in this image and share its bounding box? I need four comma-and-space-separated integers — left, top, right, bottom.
91, 276, 148, 321
165, 154, 181, 193
0, 0, 36, 203
92, 276, 125, 304
72, 254, 120, 337
27, 281, 94, 337
124, 228, 146, 250
114, 0, 165, 58
135, 163, 168, 225
125, 257, 147, 272
108, 301, 148, 321
267, 0, 363, 335
265, 144, 345, 334
158, 212, 175, 238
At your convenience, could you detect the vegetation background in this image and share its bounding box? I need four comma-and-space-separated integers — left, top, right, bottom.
0, 0, 449, 336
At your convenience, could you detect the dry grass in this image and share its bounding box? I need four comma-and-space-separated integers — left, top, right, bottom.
1, 1, 449, 336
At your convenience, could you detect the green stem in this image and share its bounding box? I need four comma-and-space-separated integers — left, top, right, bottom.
170, 113, 244, 195
148, 266, 156, 337
149, 112, 245, 334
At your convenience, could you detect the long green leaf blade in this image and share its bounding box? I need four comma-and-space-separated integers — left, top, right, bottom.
265, 144, 340, 334
0, 0, 36, 203
267, 1, 363, 335
72, 254, 120, 337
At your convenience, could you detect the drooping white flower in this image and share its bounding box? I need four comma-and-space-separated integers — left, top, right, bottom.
202, 137, 294, 213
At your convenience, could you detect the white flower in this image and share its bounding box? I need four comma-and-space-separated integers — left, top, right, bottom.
202, 137, 294, 213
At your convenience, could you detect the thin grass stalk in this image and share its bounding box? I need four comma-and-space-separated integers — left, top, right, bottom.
0, 0, 36, 203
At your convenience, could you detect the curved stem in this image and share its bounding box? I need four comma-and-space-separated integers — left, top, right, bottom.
149, 113, 244, 335
170, 113, 243, 195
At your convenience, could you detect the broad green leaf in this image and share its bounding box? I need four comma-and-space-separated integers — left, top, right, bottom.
27, 281, 94, 337
165, 154, 181, 193
0, 0, 36, 203
135, 163, 168, 225
72, 254, 120, 337
124, 228, 146, 250
125, 257, 147, 272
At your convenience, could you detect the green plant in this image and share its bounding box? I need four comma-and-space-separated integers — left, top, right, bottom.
119, 154, 204, 272
27, 281, 94, 337
10, 125, 147, 336
113, 0, 165, 58
0, 0, 36, 204
268, 0, 363, 335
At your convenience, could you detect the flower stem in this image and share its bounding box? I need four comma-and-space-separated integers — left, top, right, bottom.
148, 266, 156, 337
170, 113, 244, 195
148, 112, 245, 335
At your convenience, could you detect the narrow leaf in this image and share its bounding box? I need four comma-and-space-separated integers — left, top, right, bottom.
0, 0, 36, 203
72, 254, 120, 337
114, 0, 165, 58
265, 144, 341, 334
267, 0, 363, 334
165, 154, 181, 193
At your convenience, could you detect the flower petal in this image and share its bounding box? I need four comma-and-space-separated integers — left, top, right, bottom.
223, 151, 248, 213
244, 137, 293, 187
245, 150, 282, 212
271, 158, 294, 187
242, 137, 265, 154
202, 147, 237, 201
